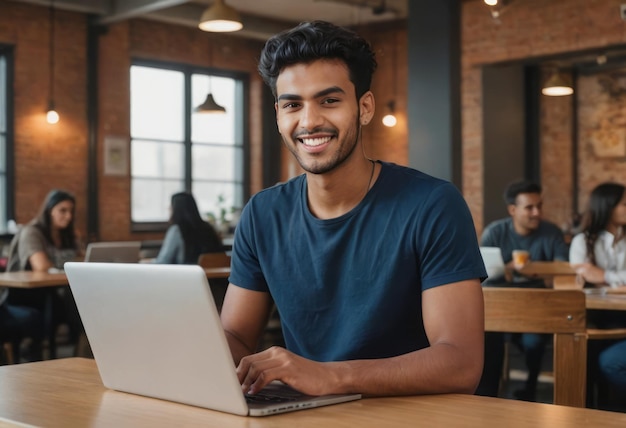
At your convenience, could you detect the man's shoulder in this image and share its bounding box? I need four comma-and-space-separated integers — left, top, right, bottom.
380, 162, 460, 201
537, 220, 564, 236
483, 218, 511, 233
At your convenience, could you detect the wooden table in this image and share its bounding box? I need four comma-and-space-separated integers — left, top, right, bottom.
518, 261, 576, 277
585, 291, 626, 311
0, 358, 624, 428
204, 266, 230, 279
0, 271, 69, 288
0, 268, 229, 285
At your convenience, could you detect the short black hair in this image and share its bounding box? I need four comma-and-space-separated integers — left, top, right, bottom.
503, 181, 542, 205
258, 20, 377, 100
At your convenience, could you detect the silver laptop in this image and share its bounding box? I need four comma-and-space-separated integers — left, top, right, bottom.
64, 262, 361, 416
479, 246, 506, 282
84, 241, 141, 263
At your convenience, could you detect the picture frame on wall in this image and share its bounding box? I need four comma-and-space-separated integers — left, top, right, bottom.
103, 136, 129, 176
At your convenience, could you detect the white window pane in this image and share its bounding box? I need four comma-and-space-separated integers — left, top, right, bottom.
191, 144, 237, 180
131, 66, 184, 141
191, 74, 236, 145
192, 181, 241, 222
132, 178, 184, 222
132, 140, 184, 179
0, 56, 5, 133
0, 135, 4, 171
0, 177, 5, 233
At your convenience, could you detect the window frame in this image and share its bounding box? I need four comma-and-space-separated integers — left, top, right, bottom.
129, 59, 250, 232
0, 45, 15, 234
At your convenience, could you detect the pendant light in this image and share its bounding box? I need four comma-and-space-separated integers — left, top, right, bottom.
541, 70, 574, 96
194, 42, 226, 114
198, 0, 243, 33
194, 81, 226, 113
382, 34, 398, 128
382, 101, 397, 127
46, 0, 59, 124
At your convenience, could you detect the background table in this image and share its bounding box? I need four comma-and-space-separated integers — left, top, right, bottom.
1, 358, 625, 427
0, 271, 68, 288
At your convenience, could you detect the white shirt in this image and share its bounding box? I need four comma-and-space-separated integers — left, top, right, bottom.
570, 231, 626, 287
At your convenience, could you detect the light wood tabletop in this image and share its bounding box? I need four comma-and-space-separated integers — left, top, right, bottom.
1, 358, 625, 427
204, 266, 231, 279
518, 261, 576, 278
0, 267, 229, 288
0, 271, 69, 288
585, 290, 626, 311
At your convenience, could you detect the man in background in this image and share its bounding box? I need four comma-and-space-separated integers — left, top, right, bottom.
477, 180, 569, 401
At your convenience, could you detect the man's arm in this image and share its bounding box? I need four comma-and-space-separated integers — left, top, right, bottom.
220, 284, 275, 364
236, 279, 485, 396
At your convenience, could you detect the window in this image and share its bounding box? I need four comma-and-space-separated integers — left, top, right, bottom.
130, 61, 247, 230
0, 46, 13, 234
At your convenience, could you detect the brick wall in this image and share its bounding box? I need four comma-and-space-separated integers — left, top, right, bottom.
0, 3, 88, 240
462, 0, 626, 235
1, 1, 407, 244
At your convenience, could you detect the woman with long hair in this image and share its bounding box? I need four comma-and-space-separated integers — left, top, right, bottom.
569, 182, 626, 411
7, 189, 79, 272
570, 182, 626, 287
4, 189, 81, 361
154, 192, 223, 264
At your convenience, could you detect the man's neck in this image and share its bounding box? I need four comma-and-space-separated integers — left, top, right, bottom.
512, 221, 534, 236
306, 157, 377, 220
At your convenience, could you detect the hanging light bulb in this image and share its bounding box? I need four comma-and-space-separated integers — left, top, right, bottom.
198, 0, 243, 33
541, 70, 574, 96
47, 0, 59, 124
484, 0, 498, 5
194, 76, 226, 113
382, 101, 397, 127
46, 101, 59, 124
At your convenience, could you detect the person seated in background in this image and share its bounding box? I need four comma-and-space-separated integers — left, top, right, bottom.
569, 182, 626, 411
0, 288, 43, 363
220, 21, 486, 399
476, 180, 569, 401
570, 182, 626, 288
7, 189, 80, 272
5, 189, 82, 359
153, 192, 223, 265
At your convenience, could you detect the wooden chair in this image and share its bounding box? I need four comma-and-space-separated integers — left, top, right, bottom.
197, 252, 231, 268
483, 287, 587, 407
2, 342, 14, 364
197, 252, 231, 312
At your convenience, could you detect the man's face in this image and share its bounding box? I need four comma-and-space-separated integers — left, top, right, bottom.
274, 59, 371, 175
508, 192, 542, 234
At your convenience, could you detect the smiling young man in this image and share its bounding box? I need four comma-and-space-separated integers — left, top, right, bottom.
220, 21, 486, 398
477, 180, 569, 401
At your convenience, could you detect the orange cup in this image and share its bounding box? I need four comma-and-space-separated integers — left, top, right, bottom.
512, 250, 529, 269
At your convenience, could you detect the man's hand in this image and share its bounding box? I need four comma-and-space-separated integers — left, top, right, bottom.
572, 262, 606, 284
237, 346, 344, 396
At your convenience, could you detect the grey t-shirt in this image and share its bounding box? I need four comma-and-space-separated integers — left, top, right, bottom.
481, 217, 569, 284
6, 224, 77, 272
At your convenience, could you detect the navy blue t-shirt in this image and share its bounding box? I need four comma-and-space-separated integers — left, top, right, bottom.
230, 162, 486, 362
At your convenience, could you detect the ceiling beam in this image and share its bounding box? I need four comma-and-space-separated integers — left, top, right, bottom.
6, 0, 109, 14
97, 0, 191, 24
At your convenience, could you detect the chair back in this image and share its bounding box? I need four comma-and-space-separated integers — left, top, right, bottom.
197, 252, 231, 268
483, 287, 587, 407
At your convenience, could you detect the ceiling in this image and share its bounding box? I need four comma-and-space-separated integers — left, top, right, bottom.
8, 0, 409, 41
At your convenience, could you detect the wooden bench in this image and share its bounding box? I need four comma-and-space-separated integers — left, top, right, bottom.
483, 287, 587, 407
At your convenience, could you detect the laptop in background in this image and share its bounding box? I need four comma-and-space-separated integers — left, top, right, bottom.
84, 241, 141, 263
63, 262, 361, 416
479, 246, 506, 283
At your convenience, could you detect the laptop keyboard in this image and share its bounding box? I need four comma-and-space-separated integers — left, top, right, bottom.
245, 383, 310, 404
